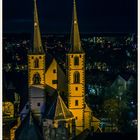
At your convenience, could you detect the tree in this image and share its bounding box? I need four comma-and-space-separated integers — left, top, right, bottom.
102, 89, 136, 132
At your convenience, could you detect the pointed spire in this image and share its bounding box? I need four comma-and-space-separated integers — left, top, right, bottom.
33, 0, 44, 53
70, 0, 83, 53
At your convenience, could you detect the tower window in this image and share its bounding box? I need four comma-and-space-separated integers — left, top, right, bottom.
53, 69, 56, 73
75, 100, 78, 106
33, 72, 41, 84
34, 58, 39, 68
74, 56, 79, 65
32, 56, 34, 59
75, 87, 78, 91
39, 56, 42, 59
37, 103, 40, 106
79, 55, 81, 58
71, 55, 73, 58
73, 71, 80, 83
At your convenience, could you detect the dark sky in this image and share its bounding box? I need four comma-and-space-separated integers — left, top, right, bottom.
3, 0, 137, 33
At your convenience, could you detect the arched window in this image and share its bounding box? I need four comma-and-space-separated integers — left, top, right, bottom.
34, 58, 39, 68
74, 56, 79, 65
73, 71, 80, 83
33, 73, 41, 84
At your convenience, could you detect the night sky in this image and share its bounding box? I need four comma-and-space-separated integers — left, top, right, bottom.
3, 0, 137, 33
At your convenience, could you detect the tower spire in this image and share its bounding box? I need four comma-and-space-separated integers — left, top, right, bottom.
33, 0, 44, 53
70, 0, 83, 53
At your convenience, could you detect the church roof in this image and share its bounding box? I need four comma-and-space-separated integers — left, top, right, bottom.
92, 116, 100, 122
30, 84, 45, 89
46, 92, 74, 120
45, 52, 54, 71
45, 53, 66, 75
15, 112, 44, 140
69, 0, 84, 53
45, 84, 57, 95
84, 103, 92, 112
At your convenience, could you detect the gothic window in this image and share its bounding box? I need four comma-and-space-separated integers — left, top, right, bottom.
33, 73, 41, 84
74, 56, 79, 65
73, 71, 80, 83
34, 58, 39, 68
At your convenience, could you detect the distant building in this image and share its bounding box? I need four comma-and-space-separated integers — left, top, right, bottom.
110, 75, 127, 95
110, 75, 136, 95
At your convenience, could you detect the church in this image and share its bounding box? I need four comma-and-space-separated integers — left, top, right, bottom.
10, 0, 101, 139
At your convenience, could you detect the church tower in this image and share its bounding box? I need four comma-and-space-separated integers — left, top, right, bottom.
28, 0, 46, 119
67, 0, 85, 135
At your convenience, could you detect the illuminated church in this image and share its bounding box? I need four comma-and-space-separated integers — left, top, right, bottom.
12, 0, 101, 139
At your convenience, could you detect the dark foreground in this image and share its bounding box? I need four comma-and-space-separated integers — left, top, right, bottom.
74, 131, 137, 140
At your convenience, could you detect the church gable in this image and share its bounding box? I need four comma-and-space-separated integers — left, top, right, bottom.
45, 58, 58, 89
45, 58, 66, 92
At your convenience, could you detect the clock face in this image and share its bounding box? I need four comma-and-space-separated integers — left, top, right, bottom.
3, 102, 14, 118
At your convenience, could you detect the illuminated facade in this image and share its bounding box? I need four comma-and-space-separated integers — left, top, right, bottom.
67, 0, 92, 135
28, 0, 66, 121
28, 0, 46, 120
13, 0, 100, 139
3, 102, 14, 118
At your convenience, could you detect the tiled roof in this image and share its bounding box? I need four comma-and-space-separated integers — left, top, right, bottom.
47, 92, 74, 120
15, 112, 44, 140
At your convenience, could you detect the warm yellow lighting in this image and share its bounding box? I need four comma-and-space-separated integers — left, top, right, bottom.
3, 102, 14, 118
